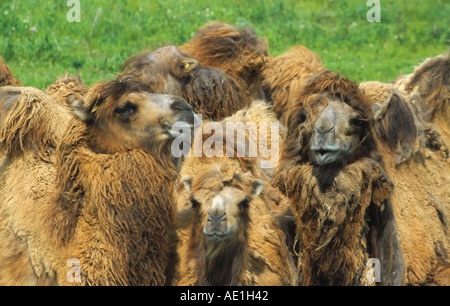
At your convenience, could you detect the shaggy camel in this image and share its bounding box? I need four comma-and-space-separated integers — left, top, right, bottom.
172, 102, 297, 285
180, 21, 270, 101
0, 56, 21, 86
0, 79, 198, 285
360, 78, 450, 285
119, 45, 245, 120
272, 70, 403, 285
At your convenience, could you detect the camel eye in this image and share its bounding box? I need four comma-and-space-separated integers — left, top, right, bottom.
350, 117, 364, 128
190, 197, 201, 209
297, 110, 308, 124
115, 101, 137, 118
238, 197, 250, 210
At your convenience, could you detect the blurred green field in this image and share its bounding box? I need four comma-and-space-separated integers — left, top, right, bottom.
1, 0, 449, 90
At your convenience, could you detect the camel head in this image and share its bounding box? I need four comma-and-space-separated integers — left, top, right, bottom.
120, 46, 198, 94
310, 97, 369, 166
119, 45, 245, 120
286, 70, 377, 171
73, 78, 198, 155
182, 161, 263, 246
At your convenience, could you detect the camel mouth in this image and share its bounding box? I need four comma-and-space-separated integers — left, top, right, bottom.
204, 232, 230, 242
203, 225, 232, 242
311, 145, 341, 165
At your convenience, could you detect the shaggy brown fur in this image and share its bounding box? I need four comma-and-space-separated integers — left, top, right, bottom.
275, 158, 393, 285
119, 45, 246, 120
45, 73, 89, 108
0, 79, 193, 285
172, 103, 296, 285
0, 56, 21, 86
0, 86, 68, 159
180, 21, 270, 101
0, 87, 72, 285
261, 46, 325, 124
360, 79, 450, 285
272, 71, 404, 285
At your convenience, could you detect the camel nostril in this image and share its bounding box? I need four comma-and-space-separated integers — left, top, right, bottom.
170, 97, 192, 112
208, 212, 226, 222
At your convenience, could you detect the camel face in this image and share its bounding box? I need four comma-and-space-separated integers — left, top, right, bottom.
121, 46, 198, 94
200, 187, 248, 242
106, 92, 196, 153
77, 80, 198, 154
186, 168, 263, 244
311, 98, 366, 166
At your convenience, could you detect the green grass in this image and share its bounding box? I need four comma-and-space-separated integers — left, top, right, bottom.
1, 0, 449, 90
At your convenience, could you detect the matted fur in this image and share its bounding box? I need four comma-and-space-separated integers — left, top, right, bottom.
261, 45, 325, 124
274, 158, 392, 285
181, 66, 245, 120
45, 73, 89, 108
360, 78, 450, 285
0, 86, 69, 159
180, 21, 270, 100
274, 70, 449, 285
272, 71, 403, 285
174, 160, 297, 286
56, 118, 178, 285
0, 56, 21, 86
0, 81, 182, 285
0, 87, 72, 285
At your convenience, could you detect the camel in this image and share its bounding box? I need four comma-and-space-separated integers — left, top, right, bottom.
119, 45, 245, 120
172, 101, 297, 285
359, 64, 450, 285
0, 78, 198, 285
272, 70, 402, 285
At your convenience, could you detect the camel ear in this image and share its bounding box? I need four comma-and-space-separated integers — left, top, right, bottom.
251, 179, 264, 197
372, 92, 405, 121
172, 57, 198, 78
372, 102, 387, 121
182, 177, 192, 193
72, 99, 94, 122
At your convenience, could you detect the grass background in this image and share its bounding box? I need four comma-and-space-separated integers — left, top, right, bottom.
1, 0, 449, 90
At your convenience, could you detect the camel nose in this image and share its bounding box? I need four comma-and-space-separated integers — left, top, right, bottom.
203, 210, 228, 239
207, 210, 227, 223
315, 106, 336, 134
170, 96, 193, 112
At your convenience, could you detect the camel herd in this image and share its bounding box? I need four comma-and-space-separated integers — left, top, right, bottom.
0, 21, 449, 286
